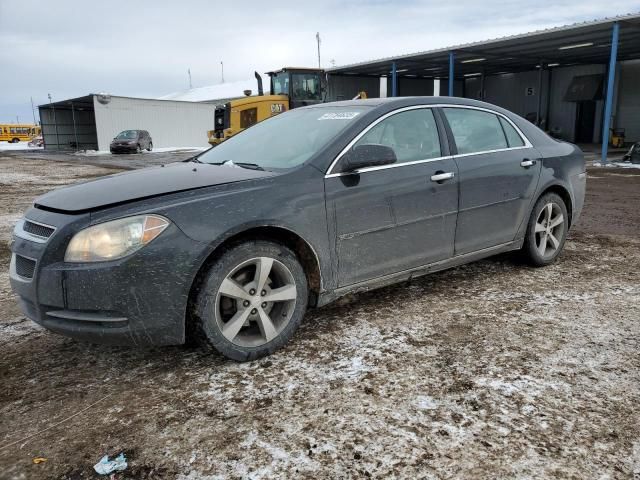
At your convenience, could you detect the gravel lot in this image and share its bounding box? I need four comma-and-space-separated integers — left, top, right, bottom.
0, 152, 639, 479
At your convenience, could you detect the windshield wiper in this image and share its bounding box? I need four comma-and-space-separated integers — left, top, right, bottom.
200, 160, 266, 170
233, 162, 264, 171
210, 160, 265, 170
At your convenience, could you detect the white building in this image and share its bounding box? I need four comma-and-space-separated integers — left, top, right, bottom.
39, 94, 217, 151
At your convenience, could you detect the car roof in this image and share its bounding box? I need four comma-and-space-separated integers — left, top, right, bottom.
317, 96, 509, 110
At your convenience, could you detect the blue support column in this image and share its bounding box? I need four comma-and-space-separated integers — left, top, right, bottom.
448, 52, 455, 96
391, 62, 397, 97
601, 22, 619, 164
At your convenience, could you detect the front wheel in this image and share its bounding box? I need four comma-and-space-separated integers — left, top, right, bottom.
11, 138, 20, 143
135, 144, 142, 154
193, 241, 308, 361
521, 192, 569, 267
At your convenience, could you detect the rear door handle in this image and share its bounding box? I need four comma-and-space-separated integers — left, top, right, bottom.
430, 172, 455, 183
521, 159, 536, 168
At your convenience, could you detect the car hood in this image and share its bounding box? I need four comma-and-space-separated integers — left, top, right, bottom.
34, 162, 275, 213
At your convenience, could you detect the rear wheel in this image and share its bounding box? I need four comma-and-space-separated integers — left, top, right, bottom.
521, 192, 569, 267
193, 241, 308, 361
147, 142, 153, 152
11, 138, 19, 143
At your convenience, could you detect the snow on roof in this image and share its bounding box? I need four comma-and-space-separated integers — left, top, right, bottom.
159, 77, 264, 103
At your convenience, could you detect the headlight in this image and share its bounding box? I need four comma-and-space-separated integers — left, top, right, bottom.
64, 215, 169, 262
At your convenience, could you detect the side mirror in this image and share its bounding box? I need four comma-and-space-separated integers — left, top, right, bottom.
339, 144, 397, 173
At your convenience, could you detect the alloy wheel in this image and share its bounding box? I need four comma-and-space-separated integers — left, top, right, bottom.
534, 202, 565, 259
214, 257, 297, 347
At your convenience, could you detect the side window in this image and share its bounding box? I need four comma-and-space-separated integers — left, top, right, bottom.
499, 117, 525, 147
443, 108, 508, 155
353, 108, 441, 164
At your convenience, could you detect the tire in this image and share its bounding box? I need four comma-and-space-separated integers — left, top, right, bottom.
147, 142, 153, 152
11, 138, 19, 143
521, 192, 569, 267
193, 240, 308, 361
136, 144, 142, 154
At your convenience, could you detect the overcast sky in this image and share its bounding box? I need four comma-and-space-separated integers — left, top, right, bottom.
1, 0, 638, 122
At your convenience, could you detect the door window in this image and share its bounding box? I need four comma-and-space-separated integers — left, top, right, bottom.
353, 108, 441, 164
499, 117, 525, 147
443, 108, 508, 155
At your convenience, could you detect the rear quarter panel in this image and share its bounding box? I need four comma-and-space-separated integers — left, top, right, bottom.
534, 141, 586, 226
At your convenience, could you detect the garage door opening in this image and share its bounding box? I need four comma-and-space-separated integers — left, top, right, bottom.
39, 96, 98, 150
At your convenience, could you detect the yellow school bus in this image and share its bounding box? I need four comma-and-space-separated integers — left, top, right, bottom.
0, 124, 40, 143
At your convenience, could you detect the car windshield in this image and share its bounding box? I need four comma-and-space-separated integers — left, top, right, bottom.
116, 130, 138, 139
197, 106, 369, 170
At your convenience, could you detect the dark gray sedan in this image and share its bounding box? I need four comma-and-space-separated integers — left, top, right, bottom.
110, 129, 153, 154
9, 97, 586, 361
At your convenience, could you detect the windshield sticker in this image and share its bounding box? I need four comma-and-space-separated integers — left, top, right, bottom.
318, 112, 361, 121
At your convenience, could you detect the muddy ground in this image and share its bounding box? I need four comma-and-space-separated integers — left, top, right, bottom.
0, 153, 639, 479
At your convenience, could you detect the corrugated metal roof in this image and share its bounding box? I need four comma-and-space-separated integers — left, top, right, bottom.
328, 13, 640, 77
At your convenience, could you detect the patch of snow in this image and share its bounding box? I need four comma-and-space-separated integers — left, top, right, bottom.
415, 395, 438, 410
0, 315, 42, 339
73, 146, 208, 156
593, 161, 640, 169
177, 473, 226, 480
160, 78, 265, 102
0, 141, 42, 151
475, 376, 553, 398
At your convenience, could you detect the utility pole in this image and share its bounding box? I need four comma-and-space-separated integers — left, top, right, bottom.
31, 96, 37, 124
316, 32, 321, 68
188, 68, 193, 89
16, 115, 19, 124
48, 93, 60, 150
221, 61, 225, 83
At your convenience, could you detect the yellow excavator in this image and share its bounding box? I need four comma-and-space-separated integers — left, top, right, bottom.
207, 67, 367, 145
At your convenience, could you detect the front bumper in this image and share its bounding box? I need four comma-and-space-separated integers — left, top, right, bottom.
110, 144, 137, 153
9, 208, 207, 346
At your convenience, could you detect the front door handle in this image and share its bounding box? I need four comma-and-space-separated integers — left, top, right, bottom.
521, 159, 536, 168
430, 171, 455, 183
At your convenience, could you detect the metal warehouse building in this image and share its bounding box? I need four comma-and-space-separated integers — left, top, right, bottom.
39, 94, 215, 151
326, 13, 640, 162
39, 13, 640, 162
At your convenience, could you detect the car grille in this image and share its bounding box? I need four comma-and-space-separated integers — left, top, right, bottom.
23, 220, 55, 239
15, 255, 36, 279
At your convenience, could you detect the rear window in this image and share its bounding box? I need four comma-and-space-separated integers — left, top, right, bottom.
499, 117, 525, 148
